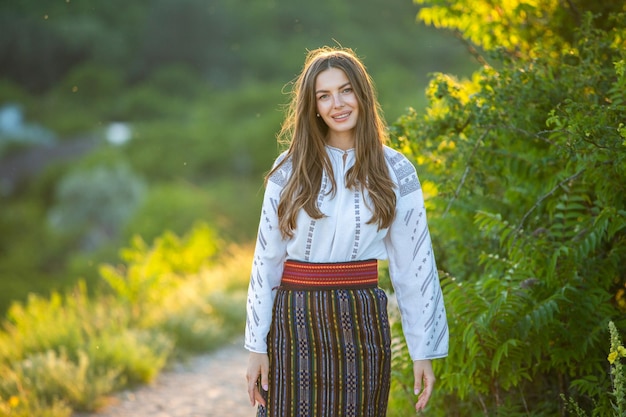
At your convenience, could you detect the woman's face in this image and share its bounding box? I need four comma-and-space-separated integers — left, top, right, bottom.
314, 67, 359, 141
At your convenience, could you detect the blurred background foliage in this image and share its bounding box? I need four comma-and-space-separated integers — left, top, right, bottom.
2, 0, 625, 416
0, 0, 475, 314
0, 225, 250, 416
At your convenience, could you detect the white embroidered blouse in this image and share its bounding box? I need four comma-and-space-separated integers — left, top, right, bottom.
244, 145, 449, 361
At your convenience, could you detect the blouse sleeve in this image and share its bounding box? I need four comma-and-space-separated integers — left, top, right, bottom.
244, 154, 290, 354
383, 151, 449, 361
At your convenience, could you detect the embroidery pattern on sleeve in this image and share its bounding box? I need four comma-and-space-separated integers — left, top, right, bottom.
268, 156, 292, 187
386, 153, 421, 196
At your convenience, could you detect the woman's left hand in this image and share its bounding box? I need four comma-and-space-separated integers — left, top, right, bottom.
413, 359, 435, 412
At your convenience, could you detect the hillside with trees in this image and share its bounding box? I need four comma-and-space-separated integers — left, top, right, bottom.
0, 0, 474, 313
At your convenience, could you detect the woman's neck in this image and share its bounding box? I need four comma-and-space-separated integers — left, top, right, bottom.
326, 132, 355, 151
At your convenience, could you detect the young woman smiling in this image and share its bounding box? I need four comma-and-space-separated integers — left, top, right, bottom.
245, 46, 448, 417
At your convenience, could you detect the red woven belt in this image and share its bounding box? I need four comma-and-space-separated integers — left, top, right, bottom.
281, 259, 378, 290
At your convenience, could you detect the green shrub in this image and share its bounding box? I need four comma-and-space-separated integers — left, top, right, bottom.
0, 349, 118, 412
0, 223, 250, 414
124, 182, 219, 243
0, 392, 71, 417
389, 4, 626, 416
48, 163, 146, 251
563, 321, 626, 416
1, 290, 89, 362
156, 289, 247, 356
0, 284, 124, 413
85, 329, 172, 386
105, 239, 250, 355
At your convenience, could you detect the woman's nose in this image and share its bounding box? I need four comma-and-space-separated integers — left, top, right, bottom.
333, 93, 345, 107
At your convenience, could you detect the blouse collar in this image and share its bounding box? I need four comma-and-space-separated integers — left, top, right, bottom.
325, 144, 355, 154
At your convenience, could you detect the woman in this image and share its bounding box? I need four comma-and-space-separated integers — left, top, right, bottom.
245, 46, 448, 416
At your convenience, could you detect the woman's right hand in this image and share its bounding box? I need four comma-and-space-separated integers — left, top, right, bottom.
246, 351, 269, 407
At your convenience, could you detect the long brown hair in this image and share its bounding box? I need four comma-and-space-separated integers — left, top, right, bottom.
268, 46, 396, 238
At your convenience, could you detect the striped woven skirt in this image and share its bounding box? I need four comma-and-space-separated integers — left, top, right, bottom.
257, 259, 392, 417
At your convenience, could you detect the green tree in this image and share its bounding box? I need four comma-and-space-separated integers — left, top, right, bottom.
389, 1, 626, 415
48, 163, 146, 250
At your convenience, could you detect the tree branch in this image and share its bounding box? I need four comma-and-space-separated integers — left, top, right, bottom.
503, 125, 564, 147
442, 128, 491, 218
452, 29, 490, 68
515, 169, 586, 233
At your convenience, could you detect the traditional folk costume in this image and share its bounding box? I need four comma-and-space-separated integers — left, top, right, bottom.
245, 145, 448, 417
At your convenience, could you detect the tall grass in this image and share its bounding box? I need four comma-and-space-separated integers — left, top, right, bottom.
0, 223, 251, 416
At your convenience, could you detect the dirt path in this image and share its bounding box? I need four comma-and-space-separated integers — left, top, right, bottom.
73, 339, 255, 417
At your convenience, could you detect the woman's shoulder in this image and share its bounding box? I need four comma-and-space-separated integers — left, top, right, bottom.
383, 145, 410, 164
383, 145, 417, 176
267, 150, 292, 188
382, 145, 422, 197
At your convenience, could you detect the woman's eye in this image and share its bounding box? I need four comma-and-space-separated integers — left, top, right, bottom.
342, 88, 353, 94
318, 94, 329, 100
